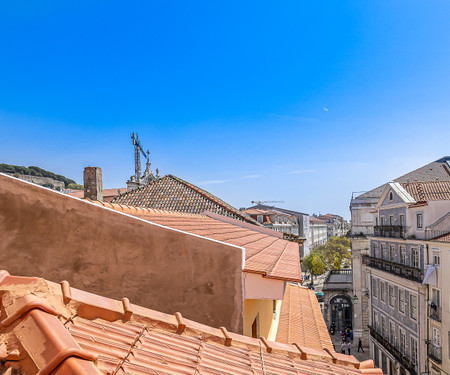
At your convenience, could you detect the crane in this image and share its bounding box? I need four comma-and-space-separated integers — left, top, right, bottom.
131, 133, 149, 183
251, 200, 285, 205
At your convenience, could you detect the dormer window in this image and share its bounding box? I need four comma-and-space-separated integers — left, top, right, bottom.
389, 191, 393, 201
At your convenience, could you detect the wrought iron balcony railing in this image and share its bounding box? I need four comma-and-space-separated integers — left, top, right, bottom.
362, 256, 423, 283
369, 326, 416, 375
428, 344, 442, 363
374, 225, 406, 239
429, 306, 442, 322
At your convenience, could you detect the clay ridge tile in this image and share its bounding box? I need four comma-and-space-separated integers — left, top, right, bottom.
0, 271, 381, 375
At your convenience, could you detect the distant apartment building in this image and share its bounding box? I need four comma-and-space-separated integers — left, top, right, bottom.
350, 156, 450, 350
243, 204, 311, 257
425, 233, 450, 375
309, 217, 328, 247
316, 213, 349, 238
364, 181, 450, 375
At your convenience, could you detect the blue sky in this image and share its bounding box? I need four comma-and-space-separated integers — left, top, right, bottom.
1, 1, 449, 219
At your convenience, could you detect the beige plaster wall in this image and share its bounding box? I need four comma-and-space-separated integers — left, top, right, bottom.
0, 173, 244, 333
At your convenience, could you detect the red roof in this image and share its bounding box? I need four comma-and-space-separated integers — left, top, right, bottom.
112, 174, 258, 225
401, 181, 450, 202
276, 284, 334, 351
91, 201, 301, 282
65, 188, 126, 202
0, 270, 382, 375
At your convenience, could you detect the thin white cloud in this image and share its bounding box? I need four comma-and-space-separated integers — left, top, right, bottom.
242, 174, 262, 179
287, 169, 316, 175
198, 179, 232, 185
323, 107, 329, 112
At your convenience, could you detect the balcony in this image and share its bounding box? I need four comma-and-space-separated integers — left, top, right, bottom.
362, 255, 423, 283
374, 225, 406, 239
428, 344, 442, 364
369, 326, 416, 375
428, 306, 442, 322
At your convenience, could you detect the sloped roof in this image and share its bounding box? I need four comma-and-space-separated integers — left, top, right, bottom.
0, 270, 382, 375
401, 181, 450, 202
276, 283, 333, 351
356, 156, 450, 199
431, 232, 450, 243
65, 188, 126, 199
248, 204, 308, 217
91, 201, 301, 282
113, 174, 258, 224
309, 217, 327, 225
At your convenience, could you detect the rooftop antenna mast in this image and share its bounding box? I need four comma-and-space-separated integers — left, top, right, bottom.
131, 133, 149, 183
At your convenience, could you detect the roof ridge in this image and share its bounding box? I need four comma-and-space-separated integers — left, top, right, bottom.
0, 271, 379, 373
166, 174, 257, 224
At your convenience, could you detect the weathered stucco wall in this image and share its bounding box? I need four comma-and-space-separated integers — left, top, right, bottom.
0, 173, 244, 333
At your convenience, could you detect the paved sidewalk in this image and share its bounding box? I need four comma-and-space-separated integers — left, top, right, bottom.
329, 331, 371, 362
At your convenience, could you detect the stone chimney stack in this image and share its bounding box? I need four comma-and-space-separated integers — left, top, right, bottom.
83, 167, 103, 202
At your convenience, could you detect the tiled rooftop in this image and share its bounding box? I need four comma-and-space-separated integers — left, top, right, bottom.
112, 174, 258, 225
0, 270, 382, 375
401, 180, 450, 202
90, 201, 301, 282
66, 188, 127, 200
356, 156, 450, 199
276, 283, 334, 352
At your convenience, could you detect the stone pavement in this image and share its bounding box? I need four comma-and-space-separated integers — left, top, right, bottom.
329, 330, 371, 362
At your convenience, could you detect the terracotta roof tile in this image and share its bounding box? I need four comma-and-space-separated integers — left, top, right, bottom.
0, 271, 383, 375
94, 202, 302, 282
401, 180, 450, 202
112, 174, 258, 224
356, 156, 450, 199
276, 284, 334, 351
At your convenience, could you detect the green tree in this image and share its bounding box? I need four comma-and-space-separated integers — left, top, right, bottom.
67, 183, 84, 190
322, 236, 351, 270
301, 250, 327, 280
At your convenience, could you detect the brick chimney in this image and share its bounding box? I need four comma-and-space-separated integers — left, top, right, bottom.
83, 167, 103, 202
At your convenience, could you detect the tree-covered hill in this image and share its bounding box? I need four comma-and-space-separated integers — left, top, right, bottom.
0, 164, 81, 189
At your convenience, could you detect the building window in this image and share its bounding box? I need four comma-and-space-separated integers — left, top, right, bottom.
390, 245, 395, 261
251, 314, 259, 338
400, 214, 405, 226
257, 215, 263, 223
373, 310, 379, 331
399, 289, 405, 313
411, 337, 418, 365
400, 246, 406, 264
412, 248, 419, 268
381, 315, 386, 336
389, 285, 395, 307
389, 215, 394, 225
381, 216, 385, 226
380, 282, 386, 302
389, 321, 395, 345
400, 329, 406, 355
432, 288, 441, 308
433, 327, 441, 347
372, 277, 378, 298
389, 191, 393, 201
433, 249, 441, 267
410, 294, 417, 320
417, 213, 423, 228
382, 244, 388, 259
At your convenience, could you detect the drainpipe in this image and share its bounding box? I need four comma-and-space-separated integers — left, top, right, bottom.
425, 243, 429, 375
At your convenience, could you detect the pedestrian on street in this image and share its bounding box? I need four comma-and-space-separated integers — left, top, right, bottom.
357, 338, 364, 353
340, 341, 346, 354
347, 341, 351, 355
